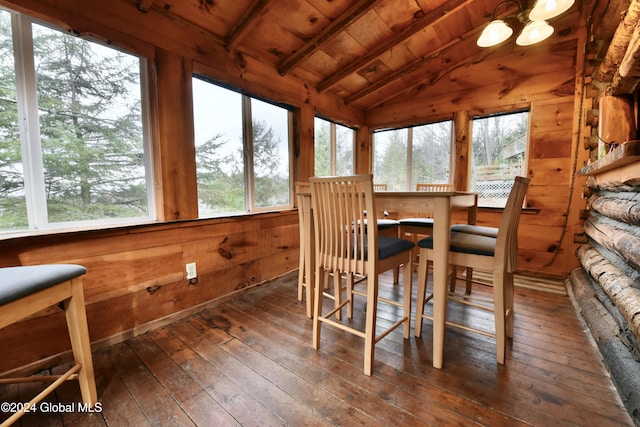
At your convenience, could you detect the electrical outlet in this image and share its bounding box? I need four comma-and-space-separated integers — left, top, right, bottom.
185, 262, 197, 280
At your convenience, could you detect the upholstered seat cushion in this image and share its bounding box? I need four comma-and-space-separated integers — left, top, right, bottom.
376, 218, 400, 230
398, 218, 434, 228
378, 236, 415, 259
353, 235, 414, 260
360, 218, 400, 230
0, 264, 87, 306
418, 232, 496, 256
450, 224, 498, 238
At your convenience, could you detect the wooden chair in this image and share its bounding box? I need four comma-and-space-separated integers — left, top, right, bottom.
0, 264, 97, 424
397, 184, 473, 291
296, 182, 346, 320
310, 175, 414, 376
373, 183, 388, 191
295, 182, 314, 318
398, 184, 453, 242
414, 176, 530, 365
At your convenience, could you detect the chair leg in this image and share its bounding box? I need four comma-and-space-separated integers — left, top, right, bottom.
465, 267, 473, 294
363, 274, 378, 376
414, 249, 429, 337
297, 250, 305, 302
493, 269, 507, 365
333, 271, 342, 321
346, 273, 354, 319
64, 277, 98, 406
505, 271, 515, 338
312, 268, 324, 350
402, 257, 413, 339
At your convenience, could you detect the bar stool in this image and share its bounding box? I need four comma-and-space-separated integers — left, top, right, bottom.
0, 264, 97, 425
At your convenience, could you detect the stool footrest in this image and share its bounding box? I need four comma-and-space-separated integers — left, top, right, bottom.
1, 364, 82, 426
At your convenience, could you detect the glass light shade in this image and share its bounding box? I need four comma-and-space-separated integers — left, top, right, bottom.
477, 20, 513, 47
528, 0, 575, 21
516, 20, 554, 46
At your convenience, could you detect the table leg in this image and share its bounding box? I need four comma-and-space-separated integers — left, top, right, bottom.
432, 198, 451, 369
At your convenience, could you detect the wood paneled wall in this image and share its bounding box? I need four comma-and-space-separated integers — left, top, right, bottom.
0, 213, 299, 374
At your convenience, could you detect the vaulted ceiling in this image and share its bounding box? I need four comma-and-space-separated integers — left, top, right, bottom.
132, 0, 638, 115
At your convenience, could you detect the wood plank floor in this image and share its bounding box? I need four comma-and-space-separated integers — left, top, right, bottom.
1, 270, 634, 426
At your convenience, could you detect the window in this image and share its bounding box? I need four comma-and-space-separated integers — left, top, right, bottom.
192, 77, 291, 216
471, 111, 529, 207
314, 117, 354, 176
0, 9, 153, 233
373, 121, 452, 191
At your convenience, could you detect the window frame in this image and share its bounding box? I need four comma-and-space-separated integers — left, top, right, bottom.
372, 120, 453, 191
2, 8, 155, 234
314, 116, 355, 177
470, 109, 530, 208
192, 75, 294, 217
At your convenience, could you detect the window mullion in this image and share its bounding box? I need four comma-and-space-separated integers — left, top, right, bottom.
406, 127, 413, 191
330, 123, 337, 176
12, 13, 47, 229
242, 96, 254, 212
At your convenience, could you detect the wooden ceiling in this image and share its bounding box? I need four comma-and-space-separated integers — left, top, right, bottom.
136, 0, 630, 113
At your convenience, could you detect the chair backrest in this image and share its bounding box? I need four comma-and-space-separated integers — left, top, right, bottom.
494, 176, 530, 273
416, 183, 453, 192
373, 183, 388, 191
310, 175, 376, 277
295, 181, 311, 245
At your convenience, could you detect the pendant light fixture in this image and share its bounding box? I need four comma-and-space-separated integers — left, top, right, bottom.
477, 0, 574, 48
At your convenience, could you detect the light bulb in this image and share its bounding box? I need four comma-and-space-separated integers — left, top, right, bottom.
516, 20, 554, 46
477, 20, 513, 47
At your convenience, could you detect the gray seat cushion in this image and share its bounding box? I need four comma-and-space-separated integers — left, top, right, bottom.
450, 224, 498, 238
398, 218, 434, 228
0, 264, 87, 306
376, 218, 400, 230
418, 232, 496, 257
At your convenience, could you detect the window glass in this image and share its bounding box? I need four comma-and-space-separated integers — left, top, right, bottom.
193, 77, 291, 216
335, 123, 354, 176
471, 111, 528, 207
373, 128, 409, 191
1, 10, 152, 233
314, 117, 354, 177
0, 10, 25, 230
251, 98, 290, 208
314, 117, 331, 176
32, 23, 148, 223
411, 122, 451, 189
193, 80, 244, 215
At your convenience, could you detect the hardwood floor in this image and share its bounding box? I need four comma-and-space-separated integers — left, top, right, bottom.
1, 271, 634, 426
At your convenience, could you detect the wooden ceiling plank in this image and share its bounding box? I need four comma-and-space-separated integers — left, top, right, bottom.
225, 0, 272, 51
316, 0, 474, 93
137, 0, 154, 12
278, 0, 378, 76
346, 25, 484, 105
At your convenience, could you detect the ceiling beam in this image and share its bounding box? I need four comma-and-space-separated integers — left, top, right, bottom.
346, 25, 484, 105
225, 0, 272, 51
316, 0, 474, 93
278, 0, 378, 76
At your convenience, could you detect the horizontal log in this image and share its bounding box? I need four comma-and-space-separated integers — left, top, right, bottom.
577, 245, 640, 342
589, 192, 640, 226
584, 214, 640, 272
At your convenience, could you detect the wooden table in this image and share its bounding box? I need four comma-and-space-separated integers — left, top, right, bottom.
296, 190, 478, 369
